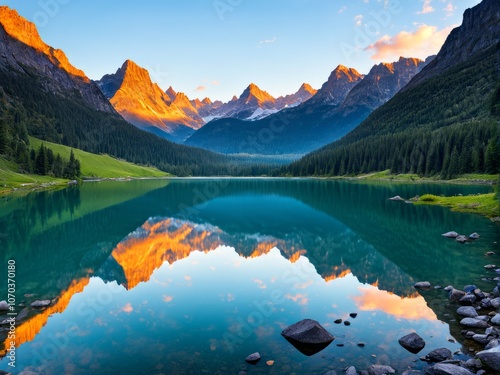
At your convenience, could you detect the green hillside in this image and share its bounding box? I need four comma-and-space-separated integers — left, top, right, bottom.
29, 137, 168, 179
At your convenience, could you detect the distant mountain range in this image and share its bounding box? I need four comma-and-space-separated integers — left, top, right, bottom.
185, 57, 429, 154
287, 0, 500, 178
97, 62, 317, 142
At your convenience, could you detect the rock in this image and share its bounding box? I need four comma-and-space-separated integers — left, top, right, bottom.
476, 346, 500, 371
469, 233, 480, 240
334, 319, 342, 324
414, 281, 432, 289
456, 306, 478, 318
443, 285, 454, 292
427, 348, 452, 362
266, 360, 274, 366
357, 342, 366, 347
449, 289, 466, 301
473, 334, 490, 345
463, 331, 475, 339
350, 313, 358, 318
367, 365, 395, 375
245, 352, 261, 364
399, 332, 426, 354
425, 363, 475, 375
30, 300, 51, 308
281, 319, 334, 356
484, 264, 497, 270
346, 366, 357, 375
490, 314, 500, 325
490, 297, 500, 308
460, 318, 489, 328
463, 285, 477, 293
390, 196, 404, 201
0, 301, 9, 311
459, 294, 476, 305
456, 235, 468, 244
486, 339, 499, 350
442, 231, 459, 238
344, 321, 351, 326
403, 371, 423, 375
487, 252, 496, 256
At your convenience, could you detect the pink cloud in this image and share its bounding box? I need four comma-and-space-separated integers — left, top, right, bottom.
417, 0, 434, 14
195, 86, 206, 92
121, 303, 134, 314
365, 24, 455, 61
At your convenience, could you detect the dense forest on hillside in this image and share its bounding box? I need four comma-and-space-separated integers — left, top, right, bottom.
0, 66, 273, 177
286, 45, 500, 178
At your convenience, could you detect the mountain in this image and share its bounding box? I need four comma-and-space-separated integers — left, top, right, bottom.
0, 6, 230, 177
185, 58, 425, 155
276, 83, 318, 108
96, 60, 204, 142
0, 6, 114, 114
286, 0, 500, 178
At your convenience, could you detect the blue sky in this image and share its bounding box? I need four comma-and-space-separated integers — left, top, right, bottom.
2, 0, 481, 101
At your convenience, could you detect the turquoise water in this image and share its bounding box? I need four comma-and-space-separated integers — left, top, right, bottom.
0, 179, 498, 374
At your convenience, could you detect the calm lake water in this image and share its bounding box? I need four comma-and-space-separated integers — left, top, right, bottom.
0, 179, 499, 375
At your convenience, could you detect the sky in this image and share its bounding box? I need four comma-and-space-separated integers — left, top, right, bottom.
2, 0, 482, 102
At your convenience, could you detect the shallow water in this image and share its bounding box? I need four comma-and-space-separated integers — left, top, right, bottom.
0, 179, 498, 374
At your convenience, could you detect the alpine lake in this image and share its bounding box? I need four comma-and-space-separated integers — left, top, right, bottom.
0, 178, 499, 375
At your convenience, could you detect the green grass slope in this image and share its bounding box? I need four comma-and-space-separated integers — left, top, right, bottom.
29, 137, 168, 179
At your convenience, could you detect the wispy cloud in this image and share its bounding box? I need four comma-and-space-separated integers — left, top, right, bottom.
354, 15, 364, 27
338, 6, 348, 13
417, 0, 435, 14
195, 85, 206, 92
365, 24, 454, 61
257, 36, 276, 48
212, 80, 221, 86
443, 2, 456, 18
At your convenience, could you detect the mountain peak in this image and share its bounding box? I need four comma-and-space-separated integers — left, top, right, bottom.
407, 0, 500, 89
298, 83, 317, 96
0, 6, 87, 80
165, 86, 177, 101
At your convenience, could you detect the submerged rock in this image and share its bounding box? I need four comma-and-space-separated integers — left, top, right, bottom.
350, 313, 358, 318
245, 352, 261, 364
442, 231, 459, 238
0, 301, 9, 311
425, 363, 475, 375
449, 289, 466, 301
367, 365, 396, 375
322, 371, 337, 375
427, 348, 452, 362
469, 233, 480, 240
281, 319, 334, 356
346, 366, 357, 375
334, 319, 342, 324
399, 332, 426, 354
455, 235, 468, 244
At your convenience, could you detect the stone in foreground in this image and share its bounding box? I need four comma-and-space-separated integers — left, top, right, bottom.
459, 317, 488, 328
442, 231, 459, 238
245, 352, 261, 364
399, 332, 426, 354
414, 281, 432, 290
30, 300, 51, 308
426, 348, 452, 362
0, 301, 9, 311
476, 346, 500, 371
425, 363, 475, 375
456, 306, 478, 318
469, 233, 480, 240
367, 365, 396, 375
281, 319, 334, 356
455, 235, 468, 244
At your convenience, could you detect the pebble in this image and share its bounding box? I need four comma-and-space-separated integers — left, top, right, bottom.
266, 360, 274, 366
344, 321, 351, 326
334, 319, 342, 324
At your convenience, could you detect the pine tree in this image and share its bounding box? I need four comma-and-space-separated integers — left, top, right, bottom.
447, 146, 460, 179
0, 119, 8, 155
485, 136, 500, 174
35, 144, 48, 175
